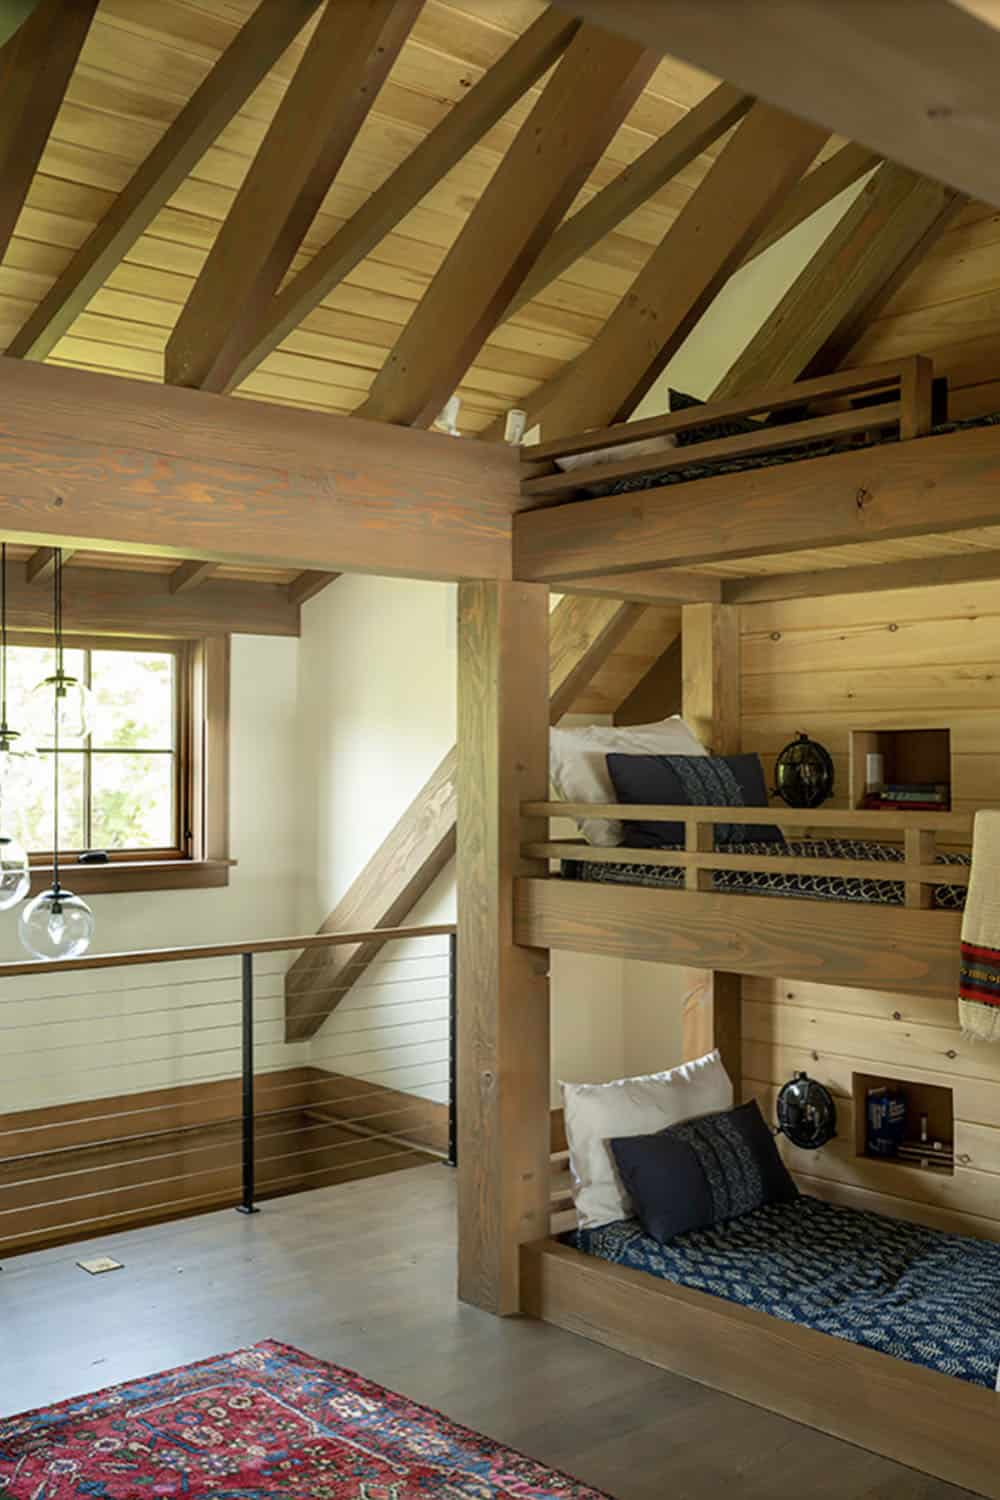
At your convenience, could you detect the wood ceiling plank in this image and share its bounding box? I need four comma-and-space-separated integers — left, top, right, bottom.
521, 105, 828, 440
283, 592, 643, 1043
169, 559, 219, 593
0, 0, 99, 267
502, 81, 751, 322
165, 0, 422, 394
552, 0, 1000, 208
355, 24, 659, 428
222, 10, 580, 393
7, 0, 324, 363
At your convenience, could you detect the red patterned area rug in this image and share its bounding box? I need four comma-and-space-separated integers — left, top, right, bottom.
0, 1338, 613, 1498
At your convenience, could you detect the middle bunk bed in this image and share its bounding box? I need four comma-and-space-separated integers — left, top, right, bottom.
514, 353, 980, 1001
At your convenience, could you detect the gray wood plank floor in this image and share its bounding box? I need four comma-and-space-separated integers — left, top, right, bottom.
0, 1164, 975, 1499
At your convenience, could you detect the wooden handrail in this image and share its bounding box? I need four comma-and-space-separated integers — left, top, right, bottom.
0, 922, 456, 979
523, 799, 970, 910
523, 356, 927, 464
522, 801, 972, 834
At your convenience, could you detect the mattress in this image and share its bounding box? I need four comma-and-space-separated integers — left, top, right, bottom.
602, 410, 1000, 496
565, 1195, 1000, 1388
562, 837, 969, 910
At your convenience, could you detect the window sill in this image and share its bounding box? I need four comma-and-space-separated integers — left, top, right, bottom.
26, 860, 233, 896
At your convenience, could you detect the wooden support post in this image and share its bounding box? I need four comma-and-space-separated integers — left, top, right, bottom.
898, 354, 934, 440
457, 580, 551, 1316
905, 827, 936, 910
681, 602, 742, 1084
681, 602, 741, 754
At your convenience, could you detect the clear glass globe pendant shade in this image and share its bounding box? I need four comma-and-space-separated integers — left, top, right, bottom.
0, 834, 29, 911
30, 671, 96, 744
18, 884, 94, 960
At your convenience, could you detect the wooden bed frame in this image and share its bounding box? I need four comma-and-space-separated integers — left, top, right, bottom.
521, 1235, 1000, 1499
516, 802, 969, 998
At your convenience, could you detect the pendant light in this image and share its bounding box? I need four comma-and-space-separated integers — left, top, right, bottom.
0, 545, 29, 909
29, 549, 95, 743
18, 549, 94, 959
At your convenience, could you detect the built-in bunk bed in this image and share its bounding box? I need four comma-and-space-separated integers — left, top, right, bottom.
505, 355, 1000, 1499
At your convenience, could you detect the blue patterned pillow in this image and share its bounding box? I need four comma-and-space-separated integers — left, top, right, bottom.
605, 751, 783, 847
610, 1099, 797, 1243
668, 388, 764, 447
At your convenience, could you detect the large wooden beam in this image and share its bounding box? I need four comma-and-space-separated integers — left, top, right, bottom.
558, 570, 720, 605
504, 83, 752, 322
0, 359, 520, 580
222, 10, 580, 394
682, 602, 740, 755
7, 0, 323, 364
553, 0, 1000, 208
4, 560, 299, 637
0, 0, 98, 267
166, 0, 420, 394
169, 560, 219, 594
282, 594, 641, 1042
514, 423, 1000, 580
723, 549, 1000, 606
25, 545, 74, 584
356, 25, 657, 428
738, 142, 881, 268
287, 571, 339, 607
522, 104, 828, 441
457, 579, 551, 1315
715, 165, 961, 397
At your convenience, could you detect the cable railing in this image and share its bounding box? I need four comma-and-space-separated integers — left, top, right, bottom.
0, 923, 456, 1258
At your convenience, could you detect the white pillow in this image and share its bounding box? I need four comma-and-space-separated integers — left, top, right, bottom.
550, 715, 707, 846
554, 434, 677, 473
562, 1051, 733, 1230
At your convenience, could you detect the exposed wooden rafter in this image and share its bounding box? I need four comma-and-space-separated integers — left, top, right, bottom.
0, 0, 98, 269
558, 570, 720, 605
715, 165, 961, 397
221, 10, 581, 394
8, 560, 299, 637
169, 560, 219, 594
25, 546, 74, 585
356, 25, 658, 428
166, 0, 421, 394
503, 82, 752, 323
287, 571, 340, 607
283, 594, 645, 1042
723, 550, 1000, 605
738, 142, 881, 267
515, 104, 828, 441
552, 0, 1000, 208
7, 0, 324, 363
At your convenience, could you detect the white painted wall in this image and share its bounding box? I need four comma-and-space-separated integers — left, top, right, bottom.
0, 636, 307, 1112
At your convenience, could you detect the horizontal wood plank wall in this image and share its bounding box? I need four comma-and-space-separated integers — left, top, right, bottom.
740, 576, 1000, 1238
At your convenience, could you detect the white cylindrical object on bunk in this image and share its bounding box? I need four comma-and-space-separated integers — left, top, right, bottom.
865, 751, 885, 793
504, 408, 527, 445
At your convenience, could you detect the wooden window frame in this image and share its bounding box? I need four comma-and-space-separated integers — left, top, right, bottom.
17, 632, 231, 896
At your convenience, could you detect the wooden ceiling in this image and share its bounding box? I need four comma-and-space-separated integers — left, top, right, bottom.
5, 0, 1000, 594
0, 0, 739, 432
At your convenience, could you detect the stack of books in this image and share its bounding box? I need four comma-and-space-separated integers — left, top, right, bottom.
864, 782, 950, 811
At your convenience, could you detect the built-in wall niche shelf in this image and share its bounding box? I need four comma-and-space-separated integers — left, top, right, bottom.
848, 727, 951, 812
852, 1071, 954, 1176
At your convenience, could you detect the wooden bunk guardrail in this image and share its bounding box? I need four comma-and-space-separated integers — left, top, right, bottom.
519, 355, 933, 502
521, 803, 972, 910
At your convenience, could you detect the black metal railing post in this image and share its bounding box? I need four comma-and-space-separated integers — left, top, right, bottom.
236, 950, 258, 1214
447, 930, 457, 1168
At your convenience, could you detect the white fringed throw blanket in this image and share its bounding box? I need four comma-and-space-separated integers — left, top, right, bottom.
960, 810, 1000, 1042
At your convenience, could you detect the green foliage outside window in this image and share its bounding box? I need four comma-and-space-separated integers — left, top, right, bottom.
2, 645, 177, 854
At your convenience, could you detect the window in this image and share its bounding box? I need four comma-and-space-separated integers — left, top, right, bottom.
3, 636, 229, 893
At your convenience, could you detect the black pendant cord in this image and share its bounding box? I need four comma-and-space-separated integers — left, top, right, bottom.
52, 548, 61, 896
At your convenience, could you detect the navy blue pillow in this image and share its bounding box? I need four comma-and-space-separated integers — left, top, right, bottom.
669, 388, 763, 447
605, 751, 782, 848
610, 1099, 798, 1244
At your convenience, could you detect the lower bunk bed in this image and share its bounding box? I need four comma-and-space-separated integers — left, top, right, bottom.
521, 1219, 1000, 1497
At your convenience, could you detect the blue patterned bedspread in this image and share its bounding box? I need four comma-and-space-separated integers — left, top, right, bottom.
565, 1195, 1000, 1388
